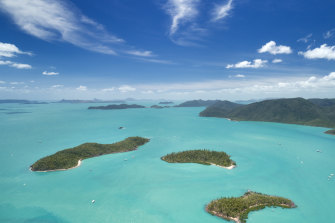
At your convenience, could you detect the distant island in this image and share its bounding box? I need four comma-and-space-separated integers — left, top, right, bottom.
325, 129, 335, 135
206, 191, 296, 223
58, 99, 125, 103
159, 101, 174, 105
31, 137, 149, 172
161, 149, 236, 169
200, 98, 335, 132
88, 104, 145, 110
175, 100, 220, 107
0, 99, 48, 104
151, 105, 171, 109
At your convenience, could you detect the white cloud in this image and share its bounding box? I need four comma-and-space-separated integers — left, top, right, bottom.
0, 42, 32, 58
297, 34, 312, 43
0, 80, 6, 84
0, 0, 125, 55
226, 59, 268, 69
138, 58, 175, 64
212, 0, 233, 21
76, 85, 87, 91
10, 63, 32, 69
324, 28, 335, 39
141, 90, 154, 94
165, 0, 200, 35
272, 59, 283, 63
299, 44, 335, 60
43, 71, 59, 76
101, 88, 115, 92
234, 74, 245, 78
126, 50, 154, 57
51, 85, 64, 88
10, 81, 24, 85
258, 41, 292, 55
118, 85, 136, 93
0, 60, 32, 69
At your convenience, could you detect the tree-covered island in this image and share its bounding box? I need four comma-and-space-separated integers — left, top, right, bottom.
31, 137, 149, 172
88, 104, 145, 110
161, 149, 236, 169
325, 129, 335, 135
206, 191, 297, 223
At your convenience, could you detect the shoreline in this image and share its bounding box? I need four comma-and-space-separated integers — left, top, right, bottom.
206, 207, 241, 223
30, 160, 82, 172
210, 163, 236, 170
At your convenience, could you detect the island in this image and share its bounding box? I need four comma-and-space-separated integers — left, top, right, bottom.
88, 104, 145, 110
200, 98, 335, 129
57, 99, 125, 103
161, 149, 236, 169
175, 100, 221, 107
0, 99, 48, 104
30, 137, 150, 172
206, 191, 297, 223
325, 129, 335, 135
159, 101, 174, 105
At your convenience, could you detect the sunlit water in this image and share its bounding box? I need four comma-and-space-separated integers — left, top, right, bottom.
0, 102, 334, 223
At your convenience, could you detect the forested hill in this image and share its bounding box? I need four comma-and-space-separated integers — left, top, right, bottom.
200, 98, 335, 128
175, 100, 220, 107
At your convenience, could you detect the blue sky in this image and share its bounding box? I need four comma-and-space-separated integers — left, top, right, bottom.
0, 0, 335, 100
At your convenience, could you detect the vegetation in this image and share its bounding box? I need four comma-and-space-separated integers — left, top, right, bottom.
31, 137, 150, 171
88, 104, 145, 110
199, 100, 242, 117
161, 149, 235, 167
200, 98, 335, 128
175, 100, 220, 107
159, 101, 173, 104
325, 129, 335, 135
206, 191, 296, 223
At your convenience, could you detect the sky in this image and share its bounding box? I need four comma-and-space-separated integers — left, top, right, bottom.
0, 0, 335, 100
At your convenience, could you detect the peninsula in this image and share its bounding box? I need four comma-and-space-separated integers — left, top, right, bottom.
31, 137, 149, 172
206, 191, 297, 223
175, 100, 220, 107
161, 149, 236, 169
88, 104, 145, 110
200, 98, 335, 129
325, 129, 335, 135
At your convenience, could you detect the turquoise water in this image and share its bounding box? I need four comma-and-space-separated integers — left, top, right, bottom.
0, 102, 334, 223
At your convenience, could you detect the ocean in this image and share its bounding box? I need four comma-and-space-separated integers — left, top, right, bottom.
0, 102, 334, 223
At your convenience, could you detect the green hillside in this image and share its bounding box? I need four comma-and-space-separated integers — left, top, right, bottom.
200, 98, 335, 128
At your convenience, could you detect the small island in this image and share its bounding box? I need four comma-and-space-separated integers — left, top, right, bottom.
88, 104, 145, 110
325, 129, 335, 135
161, 149, 236, 169
206, 191, 297, 223
31, 137, 149, 172
159, 101, 173, 105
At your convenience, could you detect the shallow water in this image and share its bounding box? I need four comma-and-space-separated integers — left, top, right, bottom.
0, 102, 334, 223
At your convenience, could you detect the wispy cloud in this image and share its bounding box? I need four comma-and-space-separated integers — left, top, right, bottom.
324, 28, 335, 39
0, 42, 32, 57
76, 85, 87, 91
164, 0, 208, 46
43, 71, 59, 76
51, 85, 64, 88
299, 44, 335, 60
0, 0, 123, 55
272, 59, 283, 63
0, 60, 32, 69
0, 0, 158, 58
125, 50, 154, 57
165, 0, 200, 35
297, 33, 312, 43
118, 85, 136, 93
258, 41, 292, 55
226, 59, 268, 69
137, 58, 175, 64
212, 0, 233, 21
